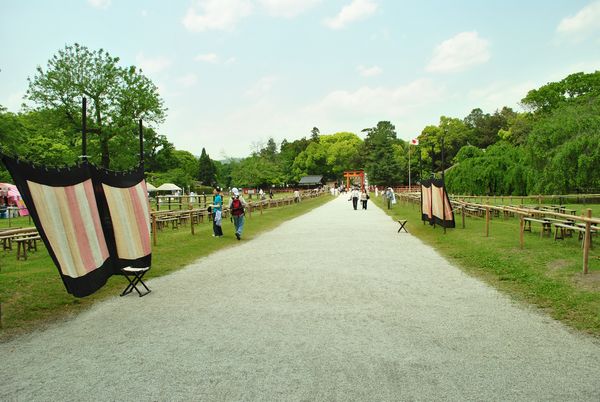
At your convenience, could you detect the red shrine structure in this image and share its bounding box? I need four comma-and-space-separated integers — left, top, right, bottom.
343, 170, 365, 191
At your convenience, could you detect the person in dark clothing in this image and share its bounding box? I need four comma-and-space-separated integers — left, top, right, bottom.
212, 187, 223, 237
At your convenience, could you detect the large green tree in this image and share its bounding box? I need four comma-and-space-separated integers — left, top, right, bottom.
25, 43, 166, 168
361, 121, 403, 186
198, 147, 217, 186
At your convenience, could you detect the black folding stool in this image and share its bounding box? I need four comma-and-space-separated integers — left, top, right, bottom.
397, 219, 408, 233
120, 267, 151, 297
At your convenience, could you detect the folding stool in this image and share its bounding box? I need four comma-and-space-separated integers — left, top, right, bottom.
120, 267, 151, 297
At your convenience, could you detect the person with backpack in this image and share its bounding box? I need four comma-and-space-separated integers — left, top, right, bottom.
229, 187, 247, 240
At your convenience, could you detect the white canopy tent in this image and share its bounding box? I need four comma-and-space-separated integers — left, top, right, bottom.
157, 183, 182, 192
146, 183, 158, 192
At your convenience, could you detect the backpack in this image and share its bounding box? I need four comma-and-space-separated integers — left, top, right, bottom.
231, 197, 244, 216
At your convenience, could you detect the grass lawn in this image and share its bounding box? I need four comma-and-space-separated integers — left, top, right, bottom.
0, 194, 332, 340
376, 195, 600, 336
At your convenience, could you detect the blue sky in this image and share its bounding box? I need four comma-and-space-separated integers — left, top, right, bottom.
1, 0, 600, 158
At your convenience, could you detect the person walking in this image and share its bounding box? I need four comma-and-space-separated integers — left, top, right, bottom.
229, 187, 247, 240
351, 187, 360, 210
360, 189, 369, 210
212, 187, 223, 237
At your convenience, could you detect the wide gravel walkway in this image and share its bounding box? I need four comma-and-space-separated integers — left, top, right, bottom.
2, 195, 600, 401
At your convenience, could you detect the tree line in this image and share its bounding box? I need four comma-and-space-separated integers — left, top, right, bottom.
1, 43, 599, 195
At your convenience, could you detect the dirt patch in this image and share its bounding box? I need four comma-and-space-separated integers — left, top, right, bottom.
572, 271, 600, 292
546, 259, 573, 272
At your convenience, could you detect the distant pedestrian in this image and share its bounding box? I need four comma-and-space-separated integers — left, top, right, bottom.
351, 187, 360, 210
229, 187, 247, 240
212, 187, 223, 237
294, 189, 300, 203
360, 189, 369, 210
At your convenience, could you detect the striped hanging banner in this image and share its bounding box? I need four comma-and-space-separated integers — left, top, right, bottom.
1, 155, 152, 297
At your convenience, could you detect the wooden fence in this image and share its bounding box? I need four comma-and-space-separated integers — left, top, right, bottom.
395, 192, 600, 274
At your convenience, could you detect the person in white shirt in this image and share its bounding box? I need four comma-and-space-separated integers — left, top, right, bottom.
351, 187, 360, 210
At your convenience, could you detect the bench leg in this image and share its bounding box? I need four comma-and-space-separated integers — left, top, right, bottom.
16, 241, 27, 260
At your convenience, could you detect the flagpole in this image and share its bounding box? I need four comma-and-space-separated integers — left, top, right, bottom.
408, 144, 411, 192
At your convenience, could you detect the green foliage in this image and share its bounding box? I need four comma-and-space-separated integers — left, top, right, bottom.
25, 43, 166, 168
522, 71, 600, 114
291, 132, 362, 181
198, 148, 217, 186
446, 142, 527, 195
525, 95, 600, 193
362, 121, 402, 185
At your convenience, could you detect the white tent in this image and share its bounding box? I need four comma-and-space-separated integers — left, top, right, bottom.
157, 183, 182, 192
146, 183, 158, 192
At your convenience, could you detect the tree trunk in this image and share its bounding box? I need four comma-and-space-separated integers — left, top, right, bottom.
100, 135, 110, 169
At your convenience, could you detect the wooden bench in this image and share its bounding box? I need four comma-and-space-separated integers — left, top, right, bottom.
15, 234, 42, 260
553, 223, 580, 240
0, 228, 39, 253
524, 217, 552, 237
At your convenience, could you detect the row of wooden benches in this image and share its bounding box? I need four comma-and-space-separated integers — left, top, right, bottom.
523, 217, 599, 246
0, 227, 42, 260
152, 197, 299, 230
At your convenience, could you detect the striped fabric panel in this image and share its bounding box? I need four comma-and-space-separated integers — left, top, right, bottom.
102, 181, 151, 260
432, 185, 444, 219
26, 179, 110, 278
421, 185, 432, 218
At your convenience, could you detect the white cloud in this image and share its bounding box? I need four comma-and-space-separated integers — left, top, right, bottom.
177, 73, 199, 87
135, 53, 172, 75
141, 9, 148, 17
182, 0, 253, 32
557, 1, 600, 40
225, 57, 237, 65
357, 65, 382, 77
194, 53, 219, 63
244, 76, 279, 98
258, 0, 321, 18
305, 79, 443, 118
88, 0, 111, 9
426, 31, 490, 73
467, 81, 534, 111
324, 0, 378, 30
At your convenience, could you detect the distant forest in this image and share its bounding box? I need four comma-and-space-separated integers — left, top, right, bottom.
0, 44, 599, 195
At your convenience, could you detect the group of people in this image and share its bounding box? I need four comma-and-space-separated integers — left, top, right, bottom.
348, 187, 370, 210
209, 187, 247, 240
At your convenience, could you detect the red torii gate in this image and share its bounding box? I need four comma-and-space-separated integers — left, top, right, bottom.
344, 170, 365, 191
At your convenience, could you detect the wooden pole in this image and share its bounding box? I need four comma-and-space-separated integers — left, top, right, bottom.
189, 205, 194, 235
152, 214, 157, 246
461, 205, 465, 229
519, 214, 524, 249
583, 208, 592, 274
485, 207, 490, 237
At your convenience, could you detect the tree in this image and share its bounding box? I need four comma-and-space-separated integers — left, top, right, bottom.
198, 148, 216, 186
25, 43, 166, 168
361, 121, 403, 185
259, 137, 278, 161
311, 126, 320, 142
521, 71, 600, 115
291, 132, 362, 181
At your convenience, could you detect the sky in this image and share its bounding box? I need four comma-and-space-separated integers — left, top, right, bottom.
1, 0, 600, 159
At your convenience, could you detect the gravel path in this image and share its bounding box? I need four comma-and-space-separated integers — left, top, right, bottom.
2, 195, 600, 401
